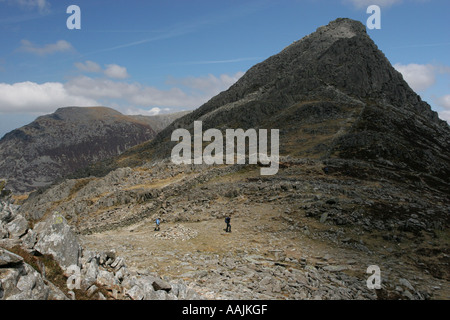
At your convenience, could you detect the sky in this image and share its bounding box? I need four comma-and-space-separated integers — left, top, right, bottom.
0, 0, 449, 138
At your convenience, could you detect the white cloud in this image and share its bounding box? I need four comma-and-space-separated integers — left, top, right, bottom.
19, 39, 74, 56
64, 76, 203, 108
65, 76, 140, 100
0, 81, 98, 114
435, 95, 450, 110
74, 61, 102, 73
394, 63, 437, 92
394, 63, 450, 92
125, 107, 167, 116
104, 64, 130, 79
75, 61, 130, 79
435, 95, 450, 124
0, 71, 243, 115
64, 72, 244, 109
438, 110, 450, 123
129, 86, 198, 107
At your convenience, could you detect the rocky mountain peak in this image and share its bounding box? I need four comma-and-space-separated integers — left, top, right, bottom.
103, 18, 448, 183
316, 17, 367, 38
285, 18, 367, 52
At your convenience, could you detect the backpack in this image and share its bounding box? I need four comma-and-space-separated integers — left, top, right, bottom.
225, 217, 230, 224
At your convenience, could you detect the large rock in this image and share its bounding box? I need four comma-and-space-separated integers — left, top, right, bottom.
96, 269, 119, 287
10, 263, 49, 300
126, 285, 145, 300
81, 260, 99, 290
0, 248, 23, 267
6, 214, 28, 238
0, 248, 51, 300
152, 278, 172, 292
32, 213, 81, 269
0, 223, 8, 239
0, 202, 31, 245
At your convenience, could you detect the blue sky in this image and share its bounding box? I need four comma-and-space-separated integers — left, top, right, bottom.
0, 0, 449, 138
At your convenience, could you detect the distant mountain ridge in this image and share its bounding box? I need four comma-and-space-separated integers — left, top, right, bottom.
0, 107, 188, 192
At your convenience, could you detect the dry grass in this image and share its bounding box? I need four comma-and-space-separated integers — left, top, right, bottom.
11, 193, 29, 205
68, 178, 93, 198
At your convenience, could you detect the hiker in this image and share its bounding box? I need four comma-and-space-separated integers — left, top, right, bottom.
323, 166, 329, 174
155, 218, 161, 231
225, 216, 231, 233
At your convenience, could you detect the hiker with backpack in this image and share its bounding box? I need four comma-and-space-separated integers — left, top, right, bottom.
155, 218, 161, 231
225, 216, 231, 233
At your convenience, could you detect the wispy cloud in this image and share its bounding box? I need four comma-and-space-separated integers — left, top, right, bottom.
75, 61, 130, 79
104, 64, 129, 79
80, 2, 268, 56
74, 61, 102, 73
80, 29, 190, 57
0, 0, 50, 13
18, 39, 74, 56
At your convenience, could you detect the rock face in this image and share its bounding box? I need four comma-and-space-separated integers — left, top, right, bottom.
0, 107, 188, 193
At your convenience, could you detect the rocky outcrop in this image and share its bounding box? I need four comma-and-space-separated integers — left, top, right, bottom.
0, 201, 202, 300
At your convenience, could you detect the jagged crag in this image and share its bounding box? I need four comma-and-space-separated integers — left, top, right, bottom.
1, 18, 449, 300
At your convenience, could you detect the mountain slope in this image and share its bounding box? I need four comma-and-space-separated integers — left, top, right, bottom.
0, 107, 167, 192
85, 18, 449, 189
